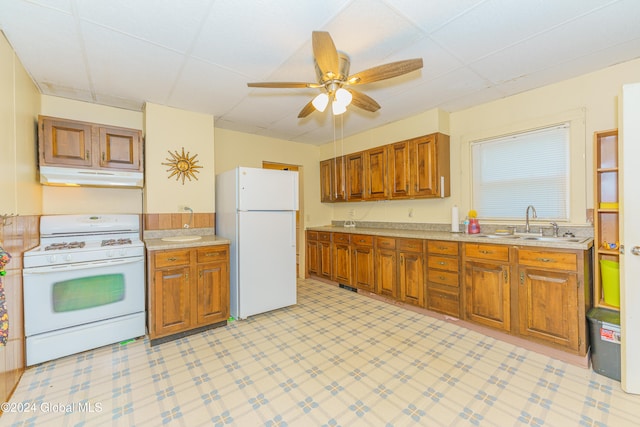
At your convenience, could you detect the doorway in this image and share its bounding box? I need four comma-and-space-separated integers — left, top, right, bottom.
262, 161, 303, 278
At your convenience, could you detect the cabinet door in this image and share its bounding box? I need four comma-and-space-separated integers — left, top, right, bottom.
346, 152, 365, 200
99, 126, 142, 171
40, 117, 93, 167
196, 261, 229, 326
410, 135, 437, 197
464, 260, 511, 331
320, 159, 334, 202
364, 146, 388, 200
518, 267, 579, 350
319, 241, 332, 279
306, 241, 319, 275
375, 248, 397, 298
352, 245, 374, 292
333, 242, 352, 284
399, 251, 424, 307
387, 141, 411, 199
153, 266, 191, 336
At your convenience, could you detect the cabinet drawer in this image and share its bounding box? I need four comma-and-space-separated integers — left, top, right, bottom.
154, 249, 191, 268
518, 249, 577, 271
318, 232, 332, 242
427, 269, 459, 287
427, 289, 459, 317
351, 234, 373, 247
333, 233, 351, 244
197, 246, 228, 263
428, 240, 459, 256
376, 236, 396, 250
398, 238, 424, 252
427, 255, 458, 272
464, 243, 509, 262
307, 231, 318, 241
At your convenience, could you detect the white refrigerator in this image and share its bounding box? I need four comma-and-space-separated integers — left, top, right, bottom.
216, 167, 299, 319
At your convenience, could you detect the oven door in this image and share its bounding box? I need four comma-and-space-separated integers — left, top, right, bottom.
23, 256, 145, 336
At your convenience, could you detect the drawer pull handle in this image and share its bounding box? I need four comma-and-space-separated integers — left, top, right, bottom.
438, 261, 446, 265
439, 275, 446, 281
535, 257, 554, 263
438, 246, 448, 251
479, 250, 493, 254
167, 257, 177, 261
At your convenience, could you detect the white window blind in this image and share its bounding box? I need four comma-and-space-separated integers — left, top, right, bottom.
471, 124, 570, 220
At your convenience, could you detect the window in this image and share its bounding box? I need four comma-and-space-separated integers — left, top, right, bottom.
471, 124, 570, 221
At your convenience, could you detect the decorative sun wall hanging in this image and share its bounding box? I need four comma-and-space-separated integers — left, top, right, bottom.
162, 147, 202, 184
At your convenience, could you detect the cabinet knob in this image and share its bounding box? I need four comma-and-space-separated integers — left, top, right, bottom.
167, 257, 177, 261
85, 150, 90, 160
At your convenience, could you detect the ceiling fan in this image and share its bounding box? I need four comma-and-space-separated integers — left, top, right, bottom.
247, 31, 423, 118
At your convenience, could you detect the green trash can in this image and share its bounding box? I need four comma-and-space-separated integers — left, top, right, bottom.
587, 307, 621, 381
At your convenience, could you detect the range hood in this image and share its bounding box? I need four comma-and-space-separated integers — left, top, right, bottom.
39, 166, 143, 188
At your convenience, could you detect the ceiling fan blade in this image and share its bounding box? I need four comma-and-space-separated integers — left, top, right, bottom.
312, 31, 339, 80
346, 58, 423, 85
347, 89, 381, 112
298, 100, 316, 118
247, 82, 320, 89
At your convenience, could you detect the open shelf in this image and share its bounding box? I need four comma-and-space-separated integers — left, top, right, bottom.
593, 129, 619, 310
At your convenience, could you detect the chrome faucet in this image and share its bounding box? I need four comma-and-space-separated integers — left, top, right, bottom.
183, 206, 193, 229
525, 205, 537, 233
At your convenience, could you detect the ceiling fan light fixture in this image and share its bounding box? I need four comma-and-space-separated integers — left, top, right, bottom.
332, 99, 347, 115
312, 92, 329, 112
335, 88, 352, 107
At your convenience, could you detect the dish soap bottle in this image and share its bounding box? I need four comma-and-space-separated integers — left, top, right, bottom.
468, 210, 480, 234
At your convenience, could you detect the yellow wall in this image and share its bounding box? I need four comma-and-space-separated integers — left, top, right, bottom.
214, 127, 331, 227
144, 103, 215, 214
0, 32, 41, 216
39, 96, 144, 214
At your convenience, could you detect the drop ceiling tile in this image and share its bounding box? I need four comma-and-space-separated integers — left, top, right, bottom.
430, 0, 622, 63
81, 22, 185, 104
75, 0, 210, 53
389, 0, 486, 33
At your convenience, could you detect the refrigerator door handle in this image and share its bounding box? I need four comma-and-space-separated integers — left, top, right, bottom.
291, 211, 296, 248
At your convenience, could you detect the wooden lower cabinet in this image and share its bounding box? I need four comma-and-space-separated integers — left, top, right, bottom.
352, 235, 374, 292
398, 239, 425, 307
375, 237, 398, 298
426, 240, 461, 317
463, 243, 511, 332
148, 244, 229, 344
517, 248, 587, 354
318, 232, 333, 280
333, 233, 352, 284
306, 231, 319, 276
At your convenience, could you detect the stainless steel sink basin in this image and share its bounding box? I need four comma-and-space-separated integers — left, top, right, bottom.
478, 234, 520, 239
522, 236, 582, 243
161, 235, 202, 242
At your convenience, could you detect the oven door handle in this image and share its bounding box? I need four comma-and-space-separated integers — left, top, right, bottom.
23, 257, 144, 274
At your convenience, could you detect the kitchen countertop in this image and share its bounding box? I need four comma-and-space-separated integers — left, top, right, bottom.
144, 233, 231, 251
307, 225, 594, 250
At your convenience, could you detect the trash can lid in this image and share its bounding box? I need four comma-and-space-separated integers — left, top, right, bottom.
587, 307, 620, 325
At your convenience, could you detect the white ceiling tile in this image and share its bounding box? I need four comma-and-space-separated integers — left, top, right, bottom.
389, 0, 486, 33
75, 0, 211, 53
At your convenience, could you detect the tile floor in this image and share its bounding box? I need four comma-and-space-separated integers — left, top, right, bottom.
4, 278, 639, 426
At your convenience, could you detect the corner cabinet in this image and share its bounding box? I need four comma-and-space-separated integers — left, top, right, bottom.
39, 115, 143, 172
148, 244, 229, 345
320, 132, 450, 202
593, 129, 619, 309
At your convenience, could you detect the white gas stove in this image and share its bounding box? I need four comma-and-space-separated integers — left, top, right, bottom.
23, 214, 146, 365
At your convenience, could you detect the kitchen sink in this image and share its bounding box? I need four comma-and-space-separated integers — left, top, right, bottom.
161, 235, 202, 242
522, 236, 582, 243
477, 234, 520, 239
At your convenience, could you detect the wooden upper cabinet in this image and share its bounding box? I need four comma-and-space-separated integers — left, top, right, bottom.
364, 146, 388, 200
319, 132, 450, 202
39, 115, 143, 172
40, 117, 94, 167
319, 157, 346, 203
99, 126, 142, 170
410, 133, 450, 198
346, 152, 365, 201
388, 141, 411, 198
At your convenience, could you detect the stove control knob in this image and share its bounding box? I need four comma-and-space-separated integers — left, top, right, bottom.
119, 249, 127, 257
48, 255, 57, 264
107, 250, 114, 258
64, 254, 72, 262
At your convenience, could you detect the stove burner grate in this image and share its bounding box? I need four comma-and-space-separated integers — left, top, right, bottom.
101, 238, 133, 247
44, 241, 86, 251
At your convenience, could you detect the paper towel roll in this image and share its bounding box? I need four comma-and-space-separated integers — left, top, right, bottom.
451, 205, 459, 232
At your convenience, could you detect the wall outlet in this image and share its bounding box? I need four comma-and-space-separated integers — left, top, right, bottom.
408, 208, 414, 218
